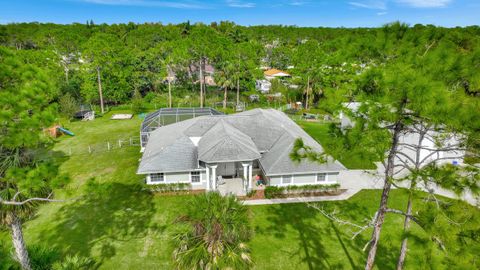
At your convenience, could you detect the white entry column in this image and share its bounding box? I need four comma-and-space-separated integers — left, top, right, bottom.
242, 163, 249, 191
206, 165, 210, 191
211, 165, 217, 191
248, 163, 253, 190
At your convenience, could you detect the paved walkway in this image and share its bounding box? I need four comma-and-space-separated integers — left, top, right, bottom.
243, 163, 479, 206
242, 188, 360, 205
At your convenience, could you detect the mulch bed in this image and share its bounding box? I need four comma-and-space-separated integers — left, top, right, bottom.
240, 189, 266, 200
151, 189, 206, 196
241, 189, 347, 200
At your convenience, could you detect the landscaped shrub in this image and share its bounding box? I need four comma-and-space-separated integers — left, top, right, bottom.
53, 255, 96, 270
145, 183, 192, 193
29, 245, 60, 270
246, 189, 257, 198
264, 183, 340, 199
173, 192, 252, 269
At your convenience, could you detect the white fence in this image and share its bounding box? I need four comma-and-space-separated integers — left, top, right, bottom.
63, 136, 141, 156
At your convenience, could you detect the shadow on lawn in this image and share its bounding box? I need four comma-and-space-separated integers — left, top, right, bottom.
36, 180, 158, 266
259, 199, 399, 270
260, 202, 343, 269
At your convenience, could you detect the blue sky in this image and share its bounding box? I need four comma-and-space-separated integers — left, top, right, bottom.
0, 0, 478, 27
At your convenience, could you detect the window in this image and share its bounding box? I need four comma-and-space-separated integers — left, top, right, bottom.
316, 173, 326, 182
282, 175, 292, 184
150, 173, 164, 182
191, 171, 201, 183
326, 172, 339, 183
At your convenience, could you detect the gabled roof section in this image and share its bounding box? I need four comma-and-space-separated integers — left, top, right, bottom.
198, 120, 261, 163
138, 136, 198, 173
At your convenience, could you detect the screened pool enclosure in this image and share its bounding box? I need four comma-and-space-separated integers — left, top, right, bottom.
140, 107, 223, 148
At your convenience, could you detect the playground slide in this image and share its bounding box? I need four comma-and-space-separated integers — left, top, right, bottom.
57, 127, 75, 136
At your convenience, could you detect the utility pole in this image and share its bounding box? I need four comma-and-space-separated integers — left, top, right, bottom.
96, 66, 105, 114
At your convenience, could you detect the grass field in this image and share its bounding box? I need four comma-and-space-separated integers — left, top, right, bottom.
1, 111, 479, 269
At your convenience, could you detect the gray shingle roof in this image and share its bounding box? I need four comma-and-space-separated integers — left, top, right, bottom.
198, 120, 261, 163
137, 109, 346, 175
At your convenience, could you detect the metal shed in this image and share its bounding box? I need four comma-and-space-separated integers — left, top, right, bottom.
140, 107, 223, 148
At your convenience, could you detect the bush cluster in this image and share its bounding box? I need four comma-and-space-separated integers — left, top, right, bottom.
145, 183, 191, 193
264, 183, 340, 199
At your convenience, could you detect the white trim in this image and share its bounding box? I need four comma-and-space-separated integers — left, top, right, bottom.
316, 172, 339, 184
149, 173, 165, 184
190, 171, 202, 185
280, 174, 294, 185
316, 173, 326, 183
139, 168, 206, 174
266, 170, 344, 176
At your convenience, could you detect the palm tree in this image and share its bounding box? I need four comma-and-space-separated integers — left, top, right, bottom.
0, 185, 38, 270
215, 62, 236, 109
173, 192, 252, 270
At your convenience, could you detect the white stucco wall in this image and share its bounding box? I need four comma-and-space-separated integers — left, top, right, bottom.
268, 172, 340, 187
146, 171, 206, 189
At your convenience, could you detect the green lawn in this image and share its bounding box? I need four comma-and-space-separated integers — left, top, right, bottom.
1, 111, 479, 269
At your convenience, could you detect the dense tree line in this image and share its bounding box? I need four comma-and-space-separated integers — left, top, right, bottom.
0, 21, 479, 111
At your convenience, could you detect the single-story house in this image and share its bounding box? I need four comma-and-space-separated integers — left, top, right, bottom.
256, 79, 272, 93
137, 109, 346, 194
264, 69, 291, 80
166, 62, 216, 86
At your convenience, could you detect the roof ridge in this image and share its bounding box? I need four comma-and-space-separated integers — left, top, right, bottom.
264, 133, 295, 174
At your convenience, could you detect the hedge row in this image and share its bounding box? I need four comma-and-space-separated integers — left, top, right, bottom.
264, 183, 340, 199
145, 183, 191, 193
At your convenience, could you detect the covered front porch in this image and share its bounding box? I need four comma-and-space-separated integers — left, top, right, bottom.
205, 161, 254, 196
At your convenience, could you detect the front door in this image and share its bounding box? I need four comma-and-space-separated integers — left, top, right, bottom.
217, 162, 236, 177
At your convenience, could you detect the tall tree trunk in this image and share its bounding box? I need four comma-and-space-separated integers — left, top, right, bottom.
168, 79, 172, 108
202, 60, 207, 106
96, 67, 104, 114
236, 78, 240, 105
396, 191, 413, 270
365, 121, 404, 270
223, 87, 227, 109
396, 125, 425, 270
8, 213, 31, 270
305, 76, 310, 110
65, 68, 69, 84
199, 60, 204, 108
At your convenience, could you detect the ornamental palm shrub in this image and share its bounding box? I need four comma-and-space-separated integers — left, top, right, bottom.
52, 255, 96, 270
173, 192, 252, 270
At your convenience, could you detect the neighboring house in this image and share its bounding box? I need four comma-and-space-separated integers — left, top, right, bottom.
256, 79, 272, 93
166, 63, 216, 86
137, 109, 346, 194
264, 69, 291, 80
339, 102, 464, 167
189, 63, 216, 86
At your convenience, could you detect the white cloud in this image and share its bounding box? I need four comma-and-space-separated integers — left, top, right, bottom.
377, 11, 388, 15
395, 0, 453, 8
226, 0, 255, 8
80, 0, 205, 9
349, 0, 387, 10
289, 1, 308, 6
